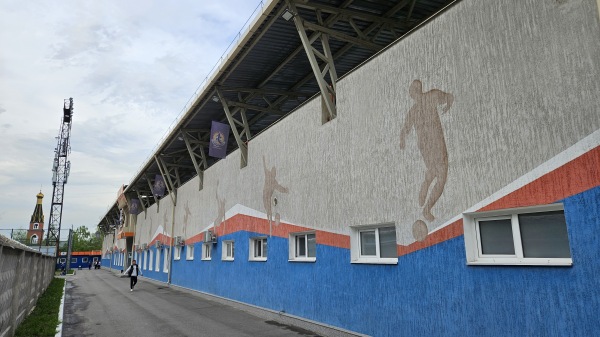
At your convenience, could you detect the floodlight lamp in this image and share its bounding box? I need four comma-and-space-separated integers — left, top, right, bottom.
281, 9, 294, 21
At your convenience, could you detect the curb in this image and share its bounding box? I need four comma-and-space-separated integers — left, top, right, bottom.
54, 279, 67, 337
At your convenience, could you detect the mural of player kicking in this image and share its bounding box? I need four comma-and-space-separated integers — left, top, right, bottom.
263, 155, 289, 236
400, 80, 453, 240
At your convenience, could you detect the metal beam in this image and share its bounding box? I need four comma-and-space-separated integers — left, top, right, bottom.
216, 88, 249, 167
287, 0, 337, 121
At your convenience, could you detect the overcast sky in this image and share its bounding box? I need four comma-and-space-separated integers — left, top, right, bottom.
0, 0, 265, 237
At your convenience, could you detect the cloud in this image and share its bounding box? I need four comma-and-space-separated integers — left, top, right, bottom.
0, 0, 265, 232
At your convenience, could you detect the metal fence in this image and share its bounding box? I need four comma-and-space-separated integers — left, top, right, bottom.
0, 234, 56, 337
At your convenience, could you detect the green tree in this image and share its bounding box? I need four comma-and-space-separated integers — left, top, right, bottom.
11, 229, 28, 244
70, 226, 102, 251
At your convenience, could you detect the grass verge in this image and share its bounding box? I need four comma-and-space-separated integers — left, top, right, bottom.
15, 277, 65, 337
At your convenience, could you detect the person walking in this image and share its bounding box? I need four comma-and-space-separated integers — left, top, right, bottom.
123, 259, 142, 292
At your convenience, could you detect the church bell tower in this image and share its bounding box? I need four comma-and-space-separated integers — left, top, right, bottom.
27, 191, 45, 246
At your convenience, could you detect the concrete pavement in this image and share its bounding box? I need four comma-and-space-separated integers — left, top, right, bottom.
61, 269, 323, 337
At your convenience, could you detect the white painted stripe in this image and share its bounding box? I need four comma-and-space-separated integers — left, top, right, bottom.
430, 129, 600, 234
54, 279, 66, 337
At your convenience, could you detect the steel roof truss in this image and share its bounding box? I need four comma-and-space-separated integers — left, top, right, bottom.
216, 88, 249, 168
134, 189, 148, 214
287, 1, 338, 121
181, 130, 208, 190
155, 155, 178, 205
145, 174, 160, 210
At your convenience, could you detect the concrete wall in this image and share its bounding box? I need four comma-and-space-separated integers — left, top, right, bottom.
103, 0, 600, 335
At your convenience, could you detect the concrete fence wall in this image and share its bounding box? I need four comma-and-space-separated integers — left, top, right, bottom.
0, 234, 56, 337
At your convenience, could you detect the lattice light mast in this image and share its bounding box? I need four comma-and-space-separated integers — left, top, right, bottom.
45, 98, 73, 256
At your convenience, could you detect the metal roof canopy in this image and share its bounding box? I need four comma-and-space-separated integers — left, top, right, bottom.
98, 0, 456, 233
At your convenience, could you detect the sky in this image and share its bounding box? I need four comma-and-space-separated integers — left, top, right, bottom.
0, 0, 266, 237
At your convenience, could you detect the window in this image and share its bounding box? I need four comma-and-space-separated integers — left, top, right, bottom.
350, 224, 398, 264
143, 251, 147, 270
155, 248, 161, 271
163, 248, 169, 273
249, 237, 267, 261
202, 243, 212, 261
174, 246, 181, 260
71, 258, 77, 264
222, 241, 235, 261
82, 258, 88, 263
60, 258, 66, 263
463, 203, 572, 266
30, 235, 38, 244
186, 244, 194, 260
148, 250, 154, 271
289, 232, 316, 262
33, 223, 39, 229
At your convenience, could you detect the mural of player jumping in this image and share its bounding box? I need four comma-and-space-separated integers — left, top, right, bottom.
400, 80, 453, 241
214, 181, 226, 235
263, 155, 289, 236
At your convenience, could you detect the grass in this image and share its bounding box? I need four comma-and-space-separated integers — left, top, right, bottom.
15, 277, 65, 337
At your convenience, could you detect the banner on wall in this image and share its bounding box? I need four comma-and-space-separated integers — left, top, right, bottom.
129, 198, 142, 215
153, 174, 166, 197
208, 121, 230, 159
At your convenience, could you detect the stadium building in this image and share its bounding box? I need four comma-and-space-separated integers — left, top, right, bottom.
98, 0, 600, 336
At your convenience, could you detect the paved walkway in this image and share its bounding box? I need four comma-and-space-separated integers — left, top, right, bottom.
62, 269, 322, 337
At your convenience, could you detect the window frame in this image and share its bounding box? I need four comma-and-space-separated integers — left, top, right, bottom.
163, 248, 169, 273
202, 243, 212, 261
222, 240, 235, 261
155, 248, 161, 271
174, 246, 181, 260
186, 244, 194, 260
350, 223, 398, 265
148, 250, 154, 271
463, 203, 572, 266
249, 237, 267, 262
289, 231, 316, 262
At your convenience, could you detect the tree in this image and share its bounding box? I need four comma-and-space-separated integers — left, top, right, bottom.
70, 226, 102, 252
11, 229, 28, 244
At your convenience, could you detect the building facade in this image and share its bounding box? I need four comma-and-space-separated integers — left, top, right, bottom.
101, 1, 600, 336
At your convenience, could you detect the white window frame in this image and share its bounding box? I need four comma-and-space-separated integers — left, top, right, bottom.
289, 231, 316, 262
222, 240, 235, 261
174, 246, 181, 260
202, 243, 212, 261
30, 235, 38, 244
249, 237, 267, 262
143, 250, 147, 270
148, 250, 154, 271
163, 248, 169, 273
350, 223, 398, 265
155, 248, 161, 271
82, 257, 88, 263
463, 203, 572, 266
186, 244, 194, 260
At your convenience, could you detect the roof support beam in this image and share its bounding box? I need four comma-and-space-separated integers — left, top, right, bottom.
145, 174, 159, 211
155, 155, 177, 205
134, 189, 147, 215
181, 129, 208, 190
287, 0, 337, 121
216, 88, 249, 168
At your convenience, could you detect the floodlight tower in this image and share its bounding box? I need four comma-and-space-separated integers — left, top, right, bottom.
45, 98, 74, 256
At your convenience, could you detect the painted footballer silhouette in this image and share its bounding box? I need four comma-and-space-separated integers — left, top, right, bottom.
400, 80, 453, 240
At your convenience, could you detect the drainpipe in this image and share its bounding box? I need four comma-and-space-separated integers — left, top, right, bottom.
167, 193, 176, 285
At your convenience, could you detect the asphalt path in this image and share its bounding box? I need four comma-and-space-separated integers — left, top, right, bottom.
62, 269, 322, 337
